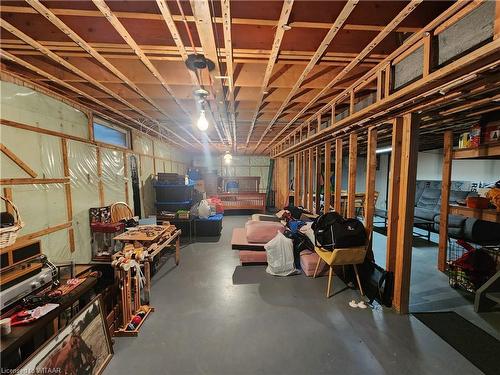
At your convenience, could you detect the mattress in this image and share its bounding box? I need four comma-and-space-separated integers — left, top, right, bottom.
239, 250, 267, 264
231, 227, 266, 251
251, 214, 281, 222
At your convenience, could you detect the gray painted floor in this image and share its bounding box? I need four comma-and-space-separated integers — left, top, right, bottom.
105, 216, 490, 375
371, 225, 500, 340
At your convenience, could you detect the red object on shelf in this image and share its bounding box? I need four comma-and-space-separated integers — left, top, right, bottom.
90, 222, 125, 233
466, 196, 490, 209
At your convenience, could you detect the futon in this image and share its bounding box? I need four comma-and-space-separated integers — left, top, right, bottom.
251, 214, 281, 222
239, 250, 267, 264
231, 227, 266, 251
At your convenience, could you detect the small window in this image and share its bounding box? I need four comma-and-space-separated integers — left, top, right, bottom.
93, 120, 129, 148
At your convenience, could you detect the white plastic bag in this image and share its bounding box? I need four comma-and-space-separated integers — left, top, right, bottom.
264, 232, 297, 276
198, 199, 211, 219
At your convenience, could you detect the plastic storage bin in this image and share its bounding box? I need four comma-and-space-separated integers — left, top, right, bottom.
195, 214, 223, 237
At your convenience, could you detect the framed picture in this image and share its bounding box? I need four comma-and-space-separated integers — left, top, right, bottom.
19, 296, 113, 375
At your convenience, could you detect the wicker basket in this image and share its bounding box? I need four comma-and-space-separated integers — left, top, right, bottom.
0, 196, 24, 247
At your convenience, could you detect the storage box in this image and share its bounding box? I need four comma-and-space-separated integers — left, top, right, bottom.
154, 183, 194, 202
195, 214, 223, 236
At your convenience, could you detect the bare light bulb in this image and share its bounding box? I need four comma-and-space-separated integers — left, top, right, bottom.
197, 110, 208, 131
224, 151, 232, 164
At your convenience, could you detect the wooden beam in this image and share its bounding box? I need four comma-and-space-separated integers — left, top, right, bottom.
96, 147, 104, 206
295, 152, 301, 206
315, 146, 322, 214
496, 0, 500, 40
364, 127, 377, 236
334, 138, 343, 213
308, 148, 314, 211
386, 117, 403, 273
0, 178, 69, 185
189, 0, 232, 144
60, 138, 75, 252
0, 52, 187, 149
323, 141, 332, 213
91, 0, 193, 122
3, 187, 14, 215
422, 32, 432, 77
254, 1, 358, 149
155, 0, 224, 144
26, 0, 203, 146
245, 0, 294, 146
13, 222, 72, 246
293, 153, 298, 205
221, 0, 237, 148
438, 131, 453, 272
0, 5, 420, 33
123, 151, 130, 208
266, 0, 423, 147
0, 30, 190, 148
0, 143, 38, 178
302, 150, 307, 207
272, 0, 478, 157
393, 113, 420, 314
347, 133, 357, 217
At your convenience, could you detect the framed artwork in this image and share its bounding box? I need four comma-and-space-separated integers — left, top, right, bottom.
19, 296, 113, 375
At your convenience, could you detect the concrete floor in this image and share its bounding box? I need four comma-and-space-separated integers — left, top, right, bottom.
371, 225, 500, 340
105, 215, 488, 375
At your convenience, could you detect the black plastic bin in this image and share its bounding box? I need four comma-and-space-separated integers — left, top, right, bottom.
154, 182, 194, 202
195, 214, 223, 236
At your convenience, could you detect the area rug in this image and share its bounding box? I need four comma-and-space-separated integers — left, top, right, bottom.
413, 311, 500, 375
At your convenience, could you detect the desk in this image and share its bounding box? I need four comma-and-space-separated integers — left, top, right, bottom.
1, 277, 97, 370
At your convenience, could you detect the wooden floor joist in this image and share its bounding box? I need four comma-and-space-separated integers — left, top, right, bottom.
254, 1, 359, 150
246, 0, 294, 146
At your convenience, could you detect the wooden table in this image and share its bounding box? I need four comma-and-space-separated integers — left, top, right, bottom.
0, 277, 97, 370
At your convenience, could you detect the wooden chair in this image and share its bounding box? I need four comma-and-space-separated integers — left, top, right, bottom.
110, 202, 133, 223
313, 237, 370, 298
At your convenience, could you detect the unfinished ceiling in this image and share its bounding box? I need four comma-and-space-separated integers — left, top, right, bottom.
0, 0, 456, 154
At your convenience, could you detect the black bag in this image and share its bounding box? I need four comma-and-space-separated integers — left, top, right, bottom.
312, 212, 366, 250
358, 260, 394, 307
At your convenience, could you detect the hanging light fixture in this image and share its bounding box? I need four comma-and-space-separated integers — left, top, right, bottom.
224, 151, 232, 164
197, 110, 209, 131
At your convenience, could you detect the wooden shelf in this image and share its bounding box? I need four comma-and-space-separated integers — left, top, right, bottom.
449, 205, 500, 223
452, 143, 500, 160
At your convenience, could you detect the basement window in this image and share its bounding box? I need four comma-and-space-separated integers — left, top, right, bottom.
93, 120, 129, 148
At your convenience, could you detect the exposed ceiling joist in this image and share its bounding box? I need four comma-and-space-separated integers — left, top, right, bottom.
0, 49, 186, 148
0, 17, 196, 148
253, 0, 359, 152
91, 0, 202, 135
245, 0, 294, 146
221, 0, 237, 150
189, 0, 233, 147
25, 0, 203, 147
0, 5, 420, 33
155, 0, 225, 145
267, 0, 424, 148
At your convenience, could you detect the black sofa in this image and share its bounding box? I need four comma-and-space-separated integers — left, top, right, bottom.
378, 182, 500, 245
